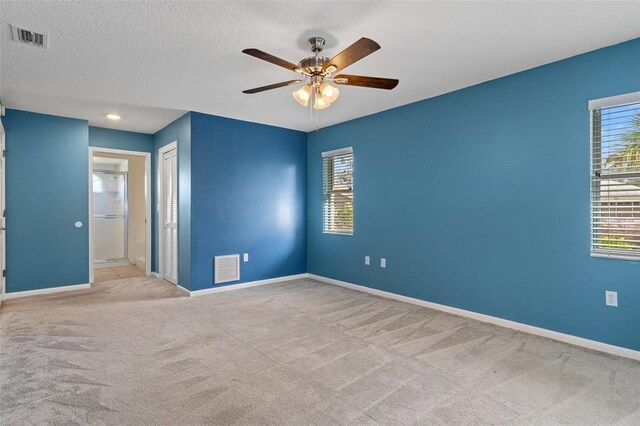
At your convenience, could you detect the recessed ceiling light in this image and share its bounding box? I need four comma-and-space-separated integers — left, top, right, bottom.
106, 114, 121, 120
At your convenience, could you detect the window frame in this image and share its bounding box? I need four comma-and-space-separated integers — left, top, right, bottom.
322, 147, 354, 236
589, 91, 640, 261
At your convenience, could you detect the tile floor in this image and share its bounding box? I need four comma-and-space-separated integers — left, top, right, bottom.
94, 265, 146, 282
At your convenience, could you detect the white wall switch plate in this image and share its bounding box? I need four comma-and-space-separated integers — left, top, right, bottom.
243, 253, 249, 262
380, 258, 386, 268
365, 256, 370, 265
605, 290, 618, 307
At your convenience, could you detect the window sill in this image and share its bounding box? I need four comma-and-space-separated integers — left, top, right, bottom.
323, 231, 353, 236
590, 253, 640, 262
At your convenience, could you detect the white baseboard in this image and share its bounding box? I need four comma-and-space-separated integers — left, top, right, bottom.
4, 283, 91, 300
176, 284, 191, 295
307, 274, 640, 362
185, 273, 308, 297
150, 272, 160, 279
134, 257, 146, 270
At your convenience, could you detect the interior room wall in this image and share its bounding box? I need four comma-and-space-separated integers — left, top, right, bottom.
127, 156, 146, 268
307, 38, 640, 352
89, 126, 154, 153
189, 112, 307, 291
4, 110, 89, 292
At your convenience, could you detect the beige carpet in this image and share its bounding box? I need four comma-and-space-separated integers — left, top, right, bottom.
1, 277, 639, 425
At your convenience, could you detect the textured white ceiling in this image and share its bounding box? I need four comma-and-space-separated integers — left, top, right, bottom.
1, 1, 639, 133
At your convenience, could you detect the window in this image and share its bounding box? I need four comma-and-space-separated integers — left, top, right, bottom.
322, 147, 353, 234
590, 92, 640, 260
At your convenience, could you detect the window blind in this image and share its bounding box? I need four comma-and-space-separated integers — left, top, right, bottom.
322, 147, 353, 234
591, 97, 640, 260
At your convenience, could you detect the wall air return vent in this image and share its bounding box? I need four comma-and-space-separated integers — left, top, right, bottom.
214, 254, 240, 284
11, 25, 49, 48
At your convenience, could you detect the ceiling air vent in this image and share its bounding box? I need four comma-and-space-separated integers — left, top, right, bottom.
11, 25, 49, 48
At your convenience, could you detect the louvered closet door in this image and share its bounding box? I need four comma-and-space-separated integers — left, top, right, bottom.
162, 148, 178, 284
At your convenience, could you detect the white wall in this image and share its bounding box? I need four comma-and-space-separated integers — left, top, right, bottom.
127, 156, 145, 268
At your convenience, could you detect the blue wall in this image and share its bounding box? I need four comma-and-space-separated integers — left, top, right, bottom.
307, 38, 640, 351
153, 113, 191, 287
4, 110, 89, 292
189, 112, 307, 291
89, 126, 154, 152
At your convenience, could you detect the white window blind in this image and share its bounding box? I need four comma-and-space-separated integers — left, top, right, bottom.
591, 95, 640, 260
322, 147, 353, 234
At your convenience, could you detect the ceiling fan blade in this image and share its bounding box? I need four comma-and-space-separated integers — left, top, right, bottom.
333, 74, 399, 90
322, 38, 381, 73
242, 80, 304, 94
242, 48, 299, 72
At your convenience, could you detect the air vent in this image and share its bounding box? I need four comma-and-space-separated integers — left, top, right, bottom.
11, 25, 49, 48
214, 255, 240, 284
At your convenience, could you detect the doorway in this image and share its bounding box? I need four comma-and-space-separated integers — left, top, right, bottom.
158, 142, 178, 284
93, 167, 128, 266
89, 148, 151, 283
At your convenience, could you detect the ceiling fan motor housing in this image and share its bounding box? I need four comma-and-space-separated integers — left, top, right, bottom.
299, 56, 329, 75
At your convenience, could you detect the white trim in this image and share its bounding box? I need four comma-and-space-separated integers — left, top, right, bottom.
183, 273, 308, 297
4, 283, 90, 300
321, 146, 353, 158
588, 91, 640, 110
307, 274, 640, 362
0, 120, 5, 306
588, 92, 640, 262
150, 272, 160, 279
590, 252, 640, 262
157, 141, 178, 285
89, 147, 152, 157
88, 147, 152, 283
176, 284, 191, 295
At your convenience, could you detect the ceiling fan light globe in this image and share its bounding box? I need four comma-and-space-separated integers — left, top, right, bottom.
319, 82, 339, 104
292, 84, 312, 106
313, 96, 331, 110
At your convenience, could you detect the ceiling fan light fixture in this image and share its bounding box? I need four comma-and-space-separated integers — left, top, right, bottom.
242, 36, 397, 116
319, 82, 339, 104
292, 84, 312, 106
313, 94, 331, 110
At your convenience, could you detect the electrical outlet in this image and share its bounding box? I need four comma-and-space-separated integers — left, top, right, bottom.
364, 256, 370, 265
605, 290, 618, 307
243, 253, 249, 262
380, 258, 386, 268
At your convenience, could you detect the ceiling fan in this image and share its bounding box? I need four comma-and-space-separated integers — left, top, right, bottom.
242, 37, 399, 110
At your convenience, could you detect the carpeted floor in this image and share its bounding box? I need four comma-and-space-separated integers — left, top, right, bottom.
1, 277, 639, 425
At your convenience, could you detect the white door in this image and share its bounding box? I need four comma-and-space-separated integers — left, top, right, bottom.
0, 123, 5, 302
162, 148, 178, 284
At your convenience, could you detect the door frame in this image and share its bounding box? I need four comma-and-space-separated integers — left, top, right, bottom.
88, 147, 152, 283
0, 120, 5, 303
157, 141, 178, 285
